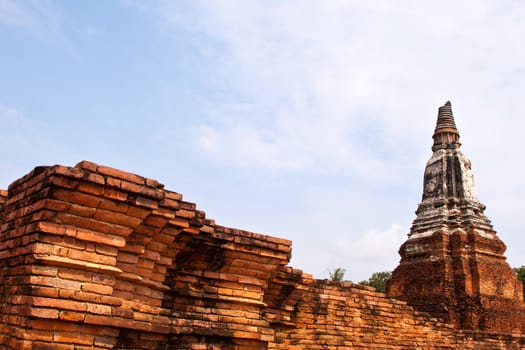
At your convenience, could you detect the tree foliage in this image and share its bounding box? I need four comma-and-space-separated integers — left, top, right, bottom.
359, 271, 392, 293
328, 267, 346, 282
514, 266, 525, 301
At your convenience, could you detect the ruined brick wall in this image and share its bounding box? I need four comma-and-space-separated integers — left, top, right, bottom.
0, 162, 291, 349
0, 162, 524, 349
267, 268, 525, 349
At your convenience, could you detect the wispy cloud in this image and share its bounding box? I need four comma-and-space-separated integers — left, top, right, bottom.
0, 103, 76, 186
135, 1, 525, 183
0, 0, 74, 53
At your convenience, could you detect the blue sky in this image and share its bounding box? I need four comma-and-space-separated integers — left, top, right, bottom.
1, 1, 525, 281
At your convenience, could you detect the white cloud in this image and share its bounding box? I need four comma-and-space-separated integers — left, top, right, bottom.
0, 0, 74, 53
0, 0, 38, 29
291, 224, 407, 282
0, 103, 34, 127
139, 1, 525, 184
0, 103, 77, 187
330, 224, 406, 265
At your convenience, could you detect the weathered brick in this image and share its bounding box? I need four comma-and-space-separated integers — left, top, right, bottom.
59, 310, 85, 322
29, 307, 59, 319
32, 297, 87, 312
93, 209, 142, 228
52, 188, 101, 208
97, 165, 145, 185
75, 228, 126, 248
58, 268, 92, 282
82, 283, 113, 295
53, 332, 94, 345
86, 303, 112, 315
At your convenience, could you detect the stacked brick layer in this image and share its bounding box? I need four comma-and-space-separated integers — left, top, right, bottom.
267, 268, 525, 349
0, 162, 291, 349
0, 162, 524, 349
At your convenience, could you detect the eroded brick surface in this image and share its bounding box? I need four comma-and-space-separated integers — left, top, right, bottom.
267, 269, 525, 349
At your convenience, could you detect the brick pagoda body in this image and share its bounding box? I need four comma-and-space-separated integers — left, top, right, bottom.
0, 102, 524, 349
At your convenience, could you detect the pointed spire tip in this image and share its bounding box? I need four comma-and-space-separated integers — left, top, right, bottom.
432, 100, 460, 150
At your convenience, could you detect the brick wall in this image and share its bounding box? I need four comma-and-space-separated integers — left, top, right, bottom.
0, 162, 290, 349
0, 162, 524, 349
387, 228, 525, 333
267, 268, 525, 349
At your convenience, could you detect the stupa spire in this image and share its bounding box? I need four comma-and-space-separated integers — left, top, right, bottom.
432, 101, 461, 150
387, 102, 525, 332
415, 101, 487, 231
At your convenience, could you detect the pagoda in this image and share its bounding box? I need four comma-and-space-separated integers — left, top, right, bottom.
387, 101, 525, 332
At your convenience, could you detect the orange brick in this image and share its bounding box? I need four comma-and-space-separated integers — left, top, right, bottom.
135, 196, 159, 209
93, 209, 142, 228
75, 228, 126, 248
143, 215, 169, 228
66, 249, 116, 266
32, 297, 86, 312
68, 203, 96, 218
126, 205, 151, 219
59, 311, 85, 322
94, 335, 117, 348
176, 209, 195, 219
117, 252, 139, 264
95, 244, 118, 256
23, 329, 53, 342
29, 276, 82, 290
53, 332, 94, 345
98, 199, 129, 213
86, 303, 112, 315
82, 283, 113, 295
97, 165, 145, 185
29, 307, 59, 319
58, 268, 92, 282
75, 160, 98, 172
52, 188, 101, 207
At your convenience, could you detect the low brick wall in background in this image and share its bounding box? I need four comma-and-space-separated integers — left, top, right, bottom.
0, 162, 524, 349
267, 269, 525, 349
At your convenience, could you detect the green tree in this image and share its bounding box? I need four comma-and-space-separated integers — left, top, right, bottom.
514, 266, 525, 301
359, 271, 392, 293
328, 267, 346, 282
